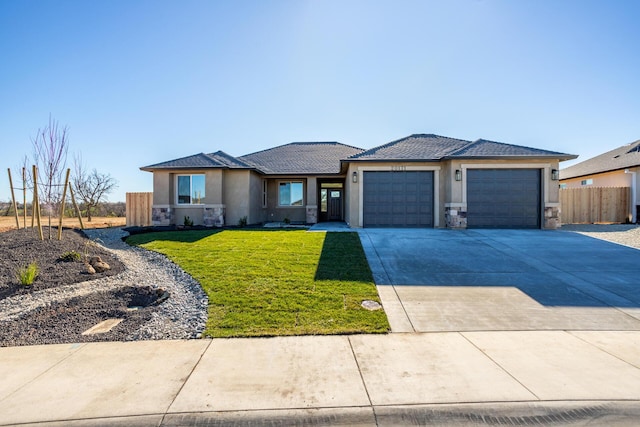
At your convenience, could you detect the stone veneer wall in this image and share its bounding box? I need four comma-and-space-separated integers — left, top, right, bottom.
445, 206, 467, 228
204, 206, 225, 227
152, 207, 172, 226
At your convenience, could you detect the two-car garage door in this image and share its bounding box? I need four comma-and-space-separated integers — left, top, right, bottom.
362, 168, 541, 229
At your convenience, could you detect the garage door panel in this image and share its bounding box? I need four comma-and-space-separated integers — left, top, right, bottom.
467, 169, 541, 229
363, 171, 434, 227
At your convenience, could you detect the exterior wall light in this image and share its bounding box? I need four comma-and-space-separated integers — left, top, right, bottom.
455, 169, 462, 181
352, 171, 358, 183
551, 169, 559, 181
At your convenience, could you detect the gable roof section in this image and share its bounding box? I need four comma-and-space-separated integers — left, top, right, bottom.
447, 138, 576, 159
239, 142, 364, 174
141, 151, 253, 171
560, 140, 640, 180
348, 134, 470, 161
347, 134, 576, 162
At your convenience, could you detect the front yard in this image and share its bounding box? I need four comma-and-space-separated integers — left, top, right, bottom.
126, 229, 389, 338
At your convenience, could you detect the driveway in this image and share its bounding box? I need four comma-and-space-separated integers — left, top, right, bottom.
358, 229, 640, 332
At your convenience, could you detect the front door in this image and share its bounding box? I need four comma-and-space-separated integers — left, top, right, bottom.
327, 189, 343, 221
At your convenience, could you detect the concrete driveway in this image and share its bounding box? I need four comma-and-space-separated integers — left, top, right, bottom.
358, 228, 640, 332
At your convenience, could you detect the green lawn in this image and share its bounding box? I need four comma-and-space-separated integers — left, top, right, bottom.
126, 229, 389, 337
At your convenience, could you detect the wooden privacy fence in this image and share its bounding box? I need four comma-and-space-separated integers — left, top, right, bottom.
560, 187, 629, 224
126, 192, 152, 226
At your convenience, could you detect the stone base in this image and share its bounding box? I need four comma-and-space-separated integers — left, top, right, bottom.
152, 207, 172, 226
445, 207, 467, 229
306, 205, 318, 224
544, 206, 561, 229
204, 206, 225, 227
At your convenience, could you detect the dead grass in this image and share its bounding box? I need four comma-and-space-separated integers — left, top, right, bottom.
0, 216, 126, 233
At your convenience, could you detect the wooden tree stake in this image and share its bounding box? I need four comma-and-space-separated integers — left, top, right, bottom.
33, 165, 43, 240
22, 167, 27, 228
57, 168, 71, 240
69, 184, 85, 230
7, 168, 20, 229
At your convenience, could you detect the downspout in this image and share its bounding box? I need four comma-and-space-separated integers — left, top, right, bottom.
625, 169, 637, 223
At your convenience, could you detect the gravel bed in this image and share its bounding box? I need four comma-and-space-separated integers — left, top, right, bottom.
0, 227, 208, 346
560, 224, 640, 249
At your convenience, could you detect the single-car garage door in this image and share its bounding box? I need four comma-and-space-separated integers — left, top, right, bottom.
363, 171, 434, 227
467, 169, 541, 229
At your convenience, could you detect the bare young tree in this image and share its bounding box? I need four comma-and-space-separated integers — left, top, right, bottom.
31, 115, 69, 238
72, 154, 118, 222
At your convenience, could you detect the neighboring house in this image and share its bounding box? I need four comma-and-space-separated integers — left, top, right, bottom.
560, 139, 640, 222
141, 134, 576, 229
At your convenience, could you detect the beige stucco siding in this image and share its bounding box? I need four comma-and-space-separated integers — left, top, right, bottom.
248, 172, 267, 225
152, 172, 172, 205
223, 170, 251, 226
561, 169, 632, 189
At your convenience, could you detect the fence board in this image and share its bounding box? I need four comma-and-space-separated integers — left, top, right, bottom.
560, 187, 629, 224
126, 192, 153, 226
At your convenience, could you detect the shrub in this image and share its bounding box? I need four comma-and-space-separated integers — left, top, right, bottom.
59, 251, 81, 262
238, 216, 248, 228
184, 216, 194, 227
17, 262, 39, 286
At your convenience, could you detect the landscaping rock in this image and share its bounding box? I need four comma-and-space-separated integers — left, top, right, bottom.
85, 263, 96, 275
89, 256, 111, 273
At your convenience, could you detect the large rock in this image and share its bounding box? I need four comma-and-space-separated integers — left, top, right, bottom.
89, 256, 111, 273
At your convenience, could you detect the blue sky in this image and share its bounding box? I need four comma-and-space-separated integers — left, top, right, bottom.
1, 0, 639, 202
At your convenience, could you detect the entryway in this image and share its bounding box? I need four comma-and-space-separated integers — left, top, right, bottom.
318, 181, 344, 222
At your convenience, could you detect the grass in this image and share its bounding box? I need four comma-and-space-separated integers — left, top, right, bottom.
127, 229, 389, 338
16, 262, 39, 286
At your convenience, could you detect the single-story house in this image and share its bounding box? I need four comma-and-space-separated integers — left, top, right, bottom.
560, 139, 640, 222
141, 134, 576, 229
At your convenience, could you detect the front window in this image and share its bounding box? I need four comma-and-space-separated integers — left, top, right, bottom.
177, 174, 205, 204
279, 181, 303, 206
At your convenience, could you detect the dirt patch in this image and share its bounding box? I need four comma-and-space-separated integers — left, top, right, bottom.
0, 227, 124, 300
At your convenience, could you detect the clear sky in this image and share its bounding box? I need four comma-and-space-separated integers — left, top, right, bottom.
1, 0, 639, 202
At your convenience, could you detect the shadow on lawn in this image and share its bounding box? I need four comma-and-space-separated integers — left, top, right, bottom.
314, 232, 374, 282
126, 228, 223, 245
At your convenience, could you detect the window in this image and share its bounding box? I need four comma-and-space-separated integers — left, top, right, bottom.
279, 181, 303, 206
581, 179, 593, 186
262, 180, 268, 208
177, 174, 205, 204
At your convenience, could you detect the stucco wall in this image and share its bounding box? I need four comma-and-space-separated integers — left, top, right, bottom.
248, 172, 267, 225
561, 170, 632, 189
223, 170, 251, 226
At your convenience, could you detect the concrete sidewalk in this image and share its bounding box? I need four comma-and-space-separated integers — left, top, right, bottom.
1, 332, 640, 426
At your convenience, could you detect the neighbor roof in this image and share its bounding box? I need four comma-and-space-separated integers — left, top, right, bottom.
560, 140, 640, 180
140, 151, 253, 171
347, 134, 577, 162
239, 142, 364, 174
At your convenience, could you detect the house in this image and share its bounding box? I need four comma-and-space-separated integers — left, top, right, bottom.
141, 134, 576, 229
560, 139, 640, 222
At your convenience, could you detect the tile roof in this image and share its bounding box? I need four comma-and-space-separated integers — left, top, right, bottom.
141, 151, 253, 171
447, 139, 575, 159
560, 140, 640, 180
239, 142, 364, 174
348, 134, 575, 161
348, 134, 470, 160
